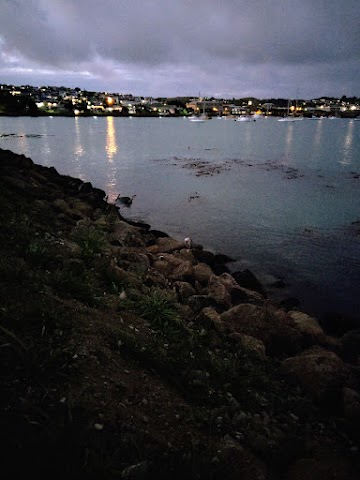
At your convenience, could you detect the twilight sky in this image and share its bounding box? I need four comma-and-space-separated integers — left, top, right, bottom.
0, 0, 359, 99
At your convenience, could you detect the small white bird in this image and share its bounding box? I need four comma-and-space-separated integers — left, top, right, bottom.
184, 237, 193, 248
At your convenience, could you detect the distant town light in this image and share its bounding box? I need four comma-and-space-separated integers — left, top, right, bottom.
107, 96, 114, 105
74, 109, 80, 115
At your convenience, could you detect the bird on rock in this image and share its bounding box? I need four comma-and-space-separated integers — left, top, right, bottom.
184, 237, 193, 248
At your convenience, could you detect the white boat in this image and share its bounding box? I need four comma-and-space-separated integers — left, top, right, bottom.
278, 100, 295, 121
354, 116, 360, 121
278, 114, 303, 122
236, 115, 255, 122
278, 116, 296, 122
189, 115, 206, 122
278, 99, 303, 122
189, 98, 209, 122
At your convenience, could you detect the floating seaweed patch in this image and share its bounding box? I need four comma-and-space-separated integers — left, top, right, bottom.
188, 192, 200, 201
348, 171, 360, 179
153, 155, 310, 180
257, 159, 305, 179
0, 133, 53, 138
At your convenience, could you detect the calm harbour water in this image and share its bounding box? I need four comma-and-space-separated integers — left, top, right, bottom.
1, 115, 360, 322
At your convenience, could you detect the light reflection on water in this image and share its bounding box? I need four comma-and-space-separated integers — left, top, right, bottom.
1, 116, 360, 321
341, 120, 354, 166
313, 119, 323, 147
105, 117, 119, 202
106, 116, 118, 161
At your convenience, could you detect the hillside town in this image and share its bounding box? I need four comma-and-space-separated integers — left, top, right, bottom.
1, 83, 360, 118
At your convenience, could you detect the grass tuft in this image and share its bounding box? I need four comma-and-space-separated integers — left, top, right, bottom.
71, 226, 106, 257
136, 290, 179, 328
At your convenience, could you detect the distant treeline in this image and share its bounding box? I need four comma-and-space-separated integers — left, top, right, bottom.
0, 91, 41, 116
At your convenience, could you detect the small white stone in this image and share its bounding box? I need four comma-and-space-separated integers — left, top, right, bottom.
94, 423, 104, 430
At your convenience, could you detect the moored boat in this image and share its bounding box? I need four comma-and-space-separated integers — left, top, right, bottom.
236, 115, 255, 122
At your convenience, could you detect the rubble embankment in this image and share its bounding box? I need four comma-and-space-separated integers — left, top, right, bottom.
0, 147, 359, 479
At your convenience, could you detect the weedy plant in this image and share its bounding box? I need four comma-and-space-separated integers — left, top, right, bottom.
27, 241, 46, 256
50, 266, 99, 305
71, 226, 106, 258
136, 289, 179, 328
25, 240, 49, 266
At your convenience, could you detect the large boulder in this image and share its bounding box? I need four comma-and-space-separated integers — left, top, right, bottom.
193, 263, 214, 285
152, 254, 193, 282
288, 311, 326, 347
280, 347, 349, 408
217, 273, 264, 305
231, 268, 266, 296
107, 264, 140, 288
170, 260, 193, 282
197, 306, 224, 332
220, 303, 302, 357
110, 220, 145, 247
230, 333, 266, 359
186, 295, 216, 314
173, 281, 196, 302
147, 237, 184, 254
192, 249, 234, 274
213, 436, 267, 480
207, 275, 232, 310
194, 272, 264, 314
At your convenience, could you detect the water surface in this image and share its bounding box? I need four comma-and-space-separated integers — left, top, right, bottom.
1, 115, 360, 322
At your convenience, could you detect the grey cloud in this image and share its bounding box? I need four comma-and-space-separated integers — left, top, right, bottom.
0, 0, 359, 97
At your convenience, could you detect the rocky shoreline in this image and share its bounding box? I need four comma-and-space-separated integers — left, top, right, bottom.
0, 147, 359, 478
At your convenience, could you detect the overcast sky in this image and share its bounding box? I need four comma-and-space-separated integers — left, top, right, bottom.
0, 0, 359, 99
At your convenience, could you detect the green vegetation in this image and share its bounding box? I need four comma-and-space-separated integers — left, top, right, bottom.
71, 225, 106, 258
136, 289, 179, 327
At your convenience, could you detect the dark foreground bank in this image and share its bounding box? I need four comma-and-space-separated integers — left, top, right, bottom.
0, 147, 359, 479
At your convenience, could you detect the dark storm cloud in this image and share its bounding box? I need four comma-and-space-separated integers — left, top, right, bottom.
0, 0, 359, 97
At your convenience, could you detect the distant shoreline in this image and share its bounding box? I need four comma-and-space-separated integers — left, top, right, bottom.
1, 112, 360, 119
